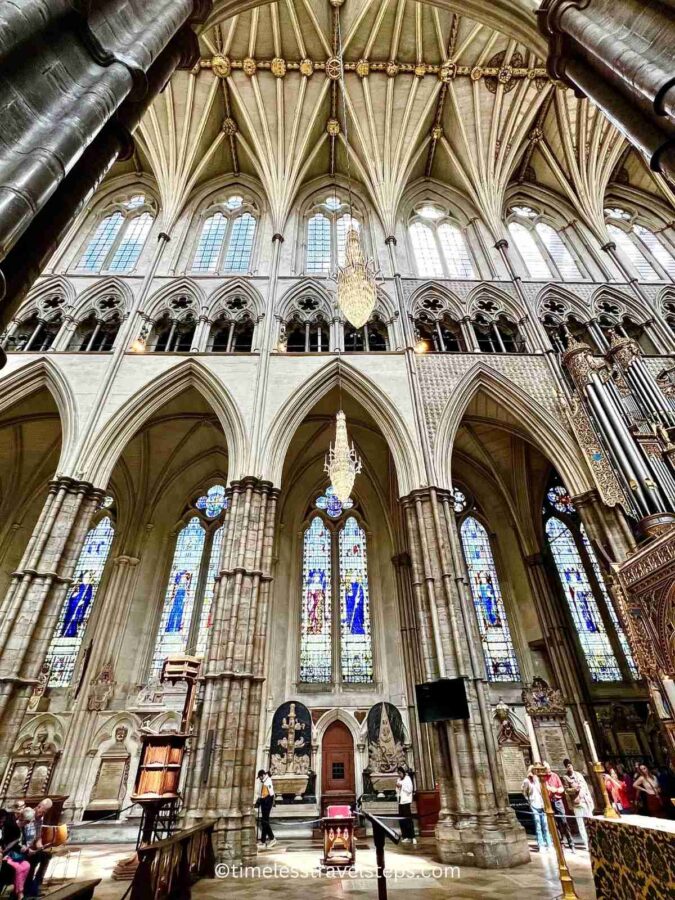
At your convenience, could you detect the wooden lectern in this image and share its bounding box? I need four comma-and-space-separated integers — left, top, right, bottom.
321, 804, 356, 868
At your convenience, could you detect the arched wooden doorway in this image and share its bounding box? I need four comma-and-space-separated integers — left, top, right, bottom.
321, 720, 355, 813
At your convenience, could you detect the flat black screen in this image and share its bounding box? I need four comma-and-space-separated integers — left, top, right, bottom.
415, 678, 470, 722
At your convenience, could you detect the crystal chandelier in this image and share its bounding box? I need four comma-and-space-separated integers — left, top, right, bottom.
337, 228, 378, 328
325, 410, 362, 503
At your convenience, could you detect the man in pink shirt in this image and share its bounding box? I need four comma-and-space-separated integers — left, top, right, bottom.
544, 762, 575, 851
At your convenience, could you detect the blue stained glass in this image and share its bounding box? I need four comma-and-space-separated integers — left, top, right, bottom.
300, 517, 332, 682
546, 517, 621, 681
195, 525, 225, 657
223, 213, 256, 272
315, 485, 353, 519
580, 525, 639, 679
108, 213, 153, 271
46, 517, 115, 687
151, 517, 205, 677
77, 213, 124, 272
546, 484, 575, 515
196, 484, 227, 518
460, 516, 520, 682
339, 517, 373, 683
307, 214, 331, 273
192, 213, 227, 272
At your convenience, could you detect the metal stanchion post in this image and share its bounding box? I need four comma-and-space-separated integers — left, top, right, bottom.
593, 762, 620, 819
532, 763, 580, 900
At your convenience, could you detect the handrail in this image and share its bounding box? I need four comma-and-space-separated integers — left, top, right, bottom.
129, 819, 216, 900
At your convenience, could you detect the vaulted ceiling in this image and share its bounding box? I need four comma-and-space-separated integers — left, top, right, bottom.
120, 0, 671, 235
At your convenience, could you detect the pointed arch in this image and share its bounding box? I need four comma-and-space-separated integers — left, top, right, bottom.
145, 278, 206, 320
72, 277, 134, 320
81, 359, 247, 486
21, 276, 76, 317
261, 360, 422, 496
277, 279, 335, 321
0, 357, 77, 470
312, 707, 364, 745
408, 282, 465, 319
434, 362, 592, 495
535, 284, 591, 322
466, 284, 526, 321
206, 278, 265, 320
590, 285, 652, 323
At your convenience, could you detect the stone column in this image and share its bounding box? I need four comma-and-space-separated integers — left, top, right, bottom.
539, 0, 675, 179
51, 554, 141, 820
0, 476, 104, 770
183, 477, 278, 865
401, 487, 530, 868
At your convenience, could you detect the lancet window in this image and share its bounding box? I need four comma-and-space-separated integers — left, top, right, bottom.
43, 505, 115, 687
300, 505, 373, 685
408, 205, 476, 278
605, 207, 675, 281
150, 485, 228, 677
305, 195, 360, 274
543, 476, 637, 682
76, 194, 154, 274
507, 206, 582, 280
191, 196, 257, 273
457, 505, 520, 682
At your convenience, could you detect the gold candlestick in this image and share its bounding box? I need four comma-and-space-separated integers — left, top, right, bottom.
593, 761, 620, 819
532, 763, 580, 900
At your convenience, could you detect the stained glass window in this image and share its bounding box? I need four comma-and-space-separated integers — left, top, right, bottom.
223, 213, 256, 271
108, 212, 153, 271
607, 225, 658, 281
45, 517, 115, 686
151, 517, 206, 677
315, 485, 353, 519
195, 525, 224, 657
339, 517, 373, 683
453, 488, 468, 513
410, 222, 444, 277
151, 484, 228, 676
580, 525, 639, 678
460, 516, 520, 681
300, 516, 332, 682
546, 484, 575, 515
77, 213, 124, 271
192, 213, 227, 271
307, 214, 331, 273
545, 517, 621, 681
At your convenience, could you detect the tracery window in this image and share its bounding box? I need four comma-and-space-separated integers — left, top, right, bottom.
300, 507, 373, 685
459, 514, 520, 682
543, 476, 636, 682
305, 195, 361, 273
9, 313, 63, 352
409, 206, 476, 278
150, 485, 227, 677
507, 206, 582, 280
472, 313, 525, 353
605, 208, 675, 281
71, 296, 124, 352
344, 316, 388, 352
415, 315, 465, 352
77, 195, 154, 274
191, 196, 257, 273
44, 510, 115, 687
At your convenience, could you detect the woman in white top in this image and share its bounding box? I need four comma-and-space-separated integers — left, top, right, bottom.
396, 767, 416, 844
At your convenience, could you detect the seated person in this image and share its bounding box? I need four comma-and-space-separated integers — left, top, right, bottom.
0, 808, 30, 899
22, 800, 54, 898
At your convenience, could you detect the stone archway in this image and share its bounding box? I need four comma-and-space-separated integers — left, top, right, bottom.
320, 720, 356, 814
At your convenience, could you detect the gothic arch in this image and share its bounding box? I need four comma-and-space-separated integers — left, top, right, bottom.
408, 282, 465, 319
81, 359, 248, 486
466, 284, 526, 321
433, 362, 592, 495
535, 284, 591, 322
590, 285, 652, 323
144, 278, 206, 321
20, 276, 76, 318
0, 357, 77, 471
400, 178, 481, 226
312, 708, 364, 746
206, 278, 265, 321
261, 359, 423, 496
277, 279, 335, 321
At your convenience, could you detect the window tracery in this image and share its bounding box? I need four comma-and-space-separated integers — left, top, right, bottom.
344, 315, 389, 352
299, 510, 373, 685
192, 194, 257, 274
149, 294, 198, 352
70, 294, 125, 352
507, 206, 582, 280
280, 294, 331, 352
305, 196, 362, 274
408, 205, 476, 278
412, 293, 467, 352
5, 295, 66, 352
151, 485, 228, 676
76, 194, 155, 274
470, 297, 526, 353
605, 207, 675, 281
207, 294, 257, 352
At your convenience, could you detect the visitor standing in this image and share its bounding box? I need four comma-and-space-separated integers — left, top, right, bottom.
543, 762, 574, 851
562, 759, 593, 850
396, 767, 416, 845
521, 767, 552, 851
256, 770, 277, 849
633, 764, 664, 817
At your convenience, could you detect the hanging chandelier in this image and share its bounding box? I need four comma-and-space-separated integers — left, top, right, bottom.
337, 228, 378, 328
325, 410, 362, 503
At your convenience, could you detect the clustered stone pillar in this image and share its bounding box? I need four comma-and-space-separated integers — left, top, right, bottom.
183, 477, 278, 864
0, 476, 104, 770
538, 0, 675, 179
401, 487, 530, 868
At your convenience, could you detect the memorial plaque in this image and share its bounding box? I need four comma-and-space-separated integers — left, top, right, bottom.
617, 732, 641, 755
538, 726, 569, 768
6, 763, 29, 797
89, 757, 128, 808
500, 746, 528, 792
26, 764, 50, 796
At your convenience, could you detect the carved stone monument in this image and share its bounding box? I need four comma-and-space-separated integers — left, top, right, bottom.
493, 700, 530, 792
522, 678, 582, 772
365, 702, 407, 797
269, 701, 312, 800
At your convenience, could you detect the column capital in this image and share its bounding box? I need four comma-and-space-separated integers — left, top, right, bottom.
113, 555, 140, 568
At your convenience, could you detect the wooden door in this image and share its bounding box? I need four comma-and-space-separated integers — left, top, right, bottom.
321, 720, 355, 812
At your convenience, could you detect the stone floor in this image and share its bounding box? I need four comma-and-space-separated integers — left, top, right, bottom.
53, 838, 597, 899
